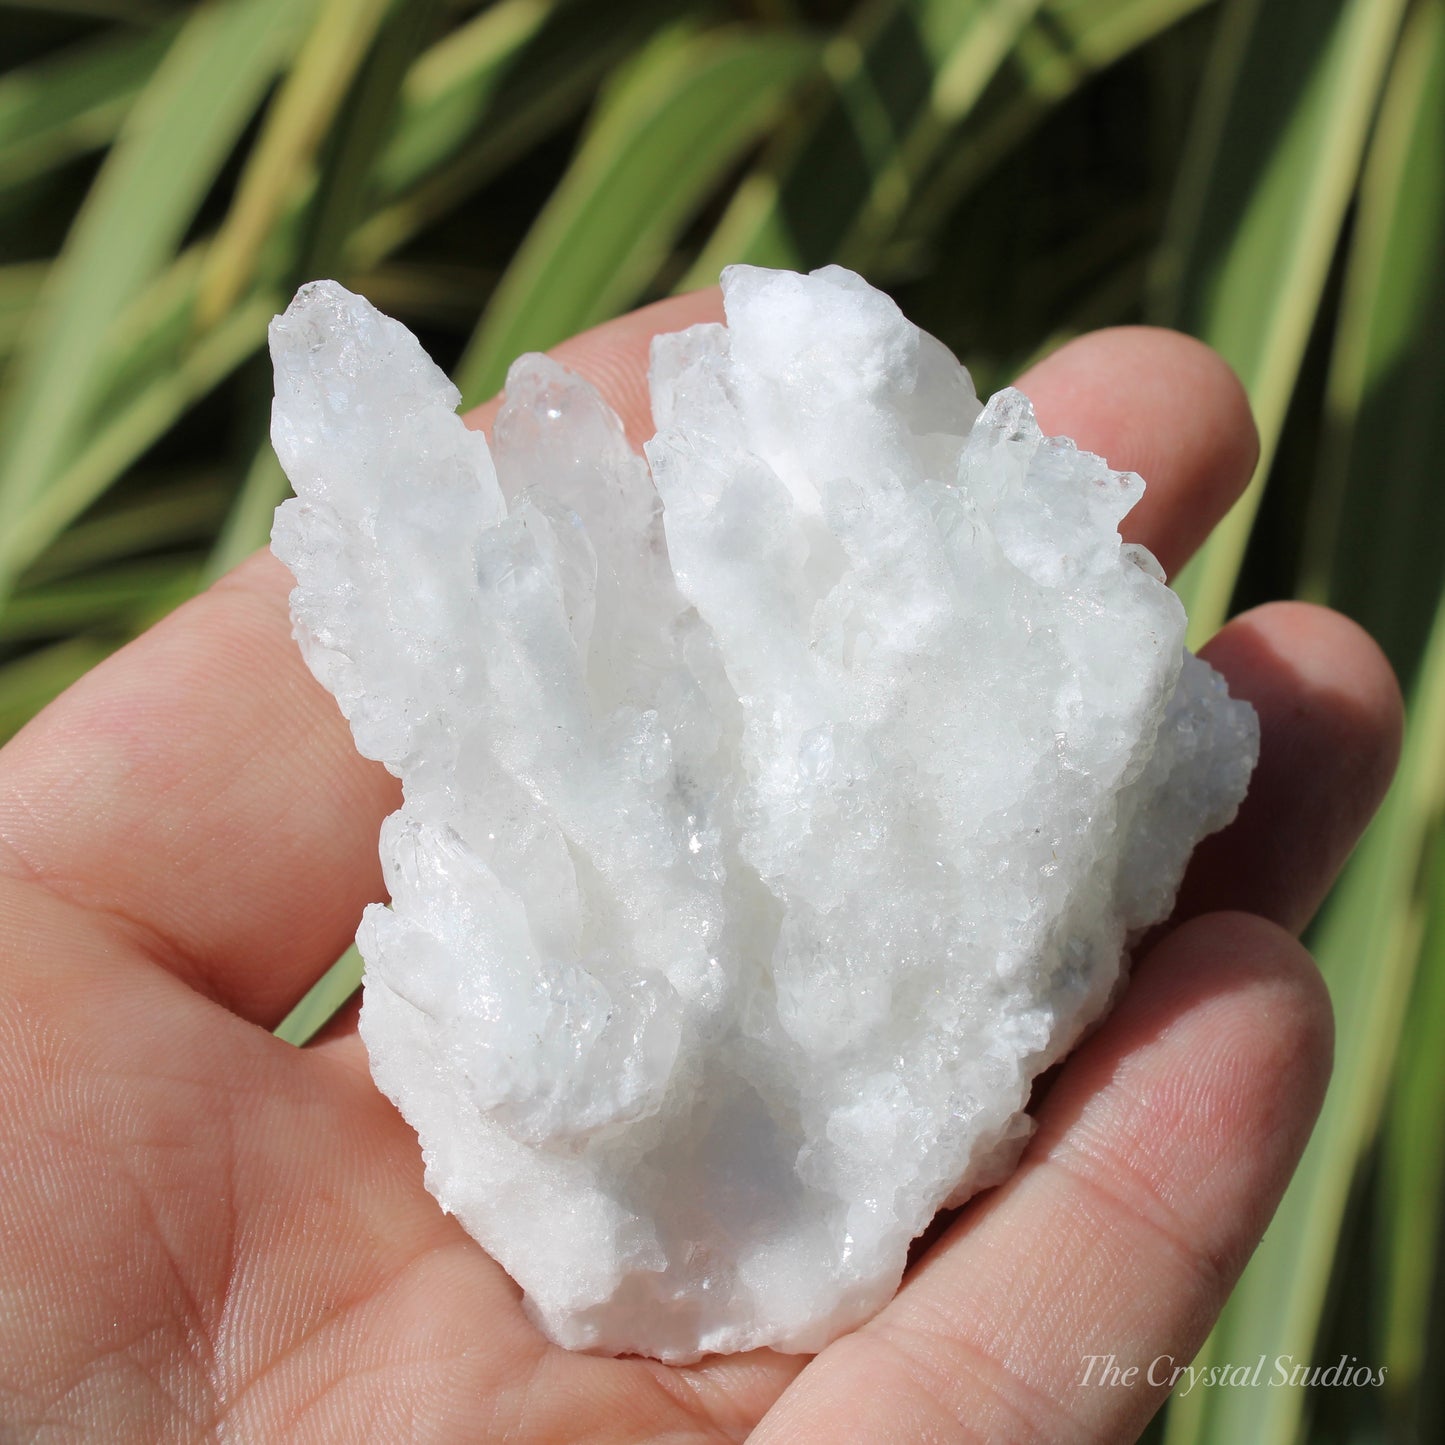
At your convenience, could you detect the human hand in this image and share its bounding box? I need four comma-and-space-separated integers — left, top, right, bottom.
0, 293, 1401, 1442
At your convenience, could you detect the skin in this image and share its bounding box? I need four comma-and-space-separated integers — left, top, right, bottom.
0, 292, 1403, 1443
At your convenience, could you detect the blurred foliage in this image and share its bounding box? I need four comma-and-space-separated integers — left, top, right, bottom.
0, 1, 1442, 1440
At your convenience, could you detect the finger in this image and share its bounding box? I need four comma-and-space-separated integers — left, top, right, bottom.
0, 291, 724, 1028
751, 912, 1333, 1444
1016, 326, 1260, 579
1174, 601, 1403, 934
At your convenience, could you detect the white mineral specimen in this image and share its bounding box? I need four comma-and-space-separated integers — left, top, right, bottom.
269, 265, 1258, 1363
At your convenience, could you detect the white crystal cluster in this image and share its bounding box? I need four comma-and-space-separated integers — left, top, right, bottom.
269, 265, 1257, 1363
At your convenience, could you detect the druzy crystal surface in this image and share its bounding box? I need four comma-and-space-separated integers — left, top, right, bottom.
269, 265, 1258, 1363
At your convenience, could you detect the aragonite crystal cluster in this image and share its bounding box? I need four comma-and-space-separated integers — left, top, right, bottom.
269, 265, 1258, 1363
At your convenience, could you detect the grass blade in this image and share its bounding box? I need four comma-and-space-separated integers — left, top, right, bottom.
368, 0, 558, 197
1313, 1, 1445, 1427
0, 20, 174, 189
1162, 16, 1445, 1425
275, 945, 364, 1046
352, 0, 687, 270
0, 0, 313, 595
19, 474, 226, 586
2, 556, 201, 643
1151, 0, 1409, 643
1163, 13, 1442, 1433
206, 444, 289, 579
195, 0, 394, 326
292, 0, 439, 285
0, 295, 272, 584
682, 0, 1041, 282
899, 0, 1214, 248
1171, 587, 1445, 1445
1295, 0, 1445, 681
0, 262, 47, 364
1379, 826, 1445, 1428
208, 1, 442, 580
684, 0, 1209, 285
452, 21, 817, 403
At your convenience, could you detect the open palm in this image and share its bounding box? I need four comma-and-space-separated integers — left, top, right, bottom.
0, 293, 1401, 1443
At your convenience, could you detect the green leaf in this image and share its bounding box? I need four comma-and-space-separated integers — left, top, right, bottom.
1152, 0, 1410, 644
1, 556, 200, 643
206, 443, 290, 580
1379, 824, 1445, 1424
0, 20, 174, 189
205, 3, 444, 582
352, 0, 689, 270
1306, 0, 1445, 1424
685, 0, 1046, 281
452, 21, 817, 404
899, 0, 1216, 248
0, 0, 314, 596
20, 474, 227, 586
275, 945, 364, 1046
368, 0, 558, 196
684, 0, 1211, 286
69, 242, 207, 427
1162, 18, 1445, 1427
293, 0, 440, 286
0, 295, 273, 586
195, 0, 395, 326
0, 262, 47, 363
1167, 587, 1445, 1445
1296, 0, 1445, 683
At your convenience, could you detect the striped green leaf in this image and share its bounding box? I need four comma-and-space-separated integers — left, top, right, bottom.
0, 262, 47, 363
291, 0, 440, 286
207, 444, 290, 580
1380, 824, 1445, 1424
20, 475, 227, 586
1324, 0, 1445, 1423
1167, 588, 1445, 1445
684, 0, 1211, 285
452, 21, 817, 404
352, 0, 688, 270
1153, 0, 1410, 643
276, 945, 364, 1046
368, 0, 559, 197
0, 19, 173, 188
1163, 13, 1444, 1437
0, 295, 272, 585
0, 0, 313, 598
1, 556, 201, 643
1296, 0, 1445, 682
196, 0, 395, 326
900, 0, 1215, 248
685, 0, 1044, 281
